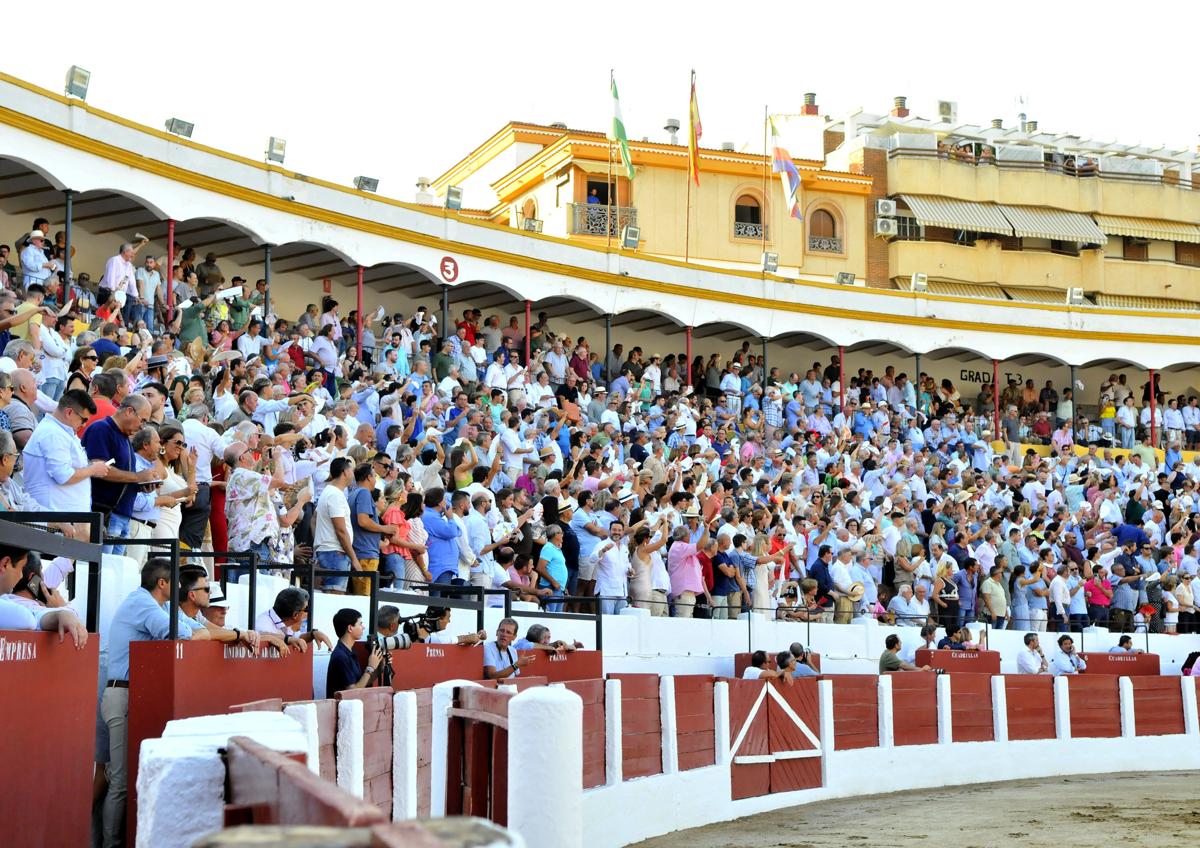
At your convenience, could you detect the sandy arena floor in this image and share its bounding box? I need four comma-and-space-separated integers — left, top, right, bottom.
632, 771, 1196, 848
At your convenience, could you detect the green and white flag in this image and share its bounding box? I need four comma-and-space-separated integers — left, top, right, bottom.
608, 75, 635, 180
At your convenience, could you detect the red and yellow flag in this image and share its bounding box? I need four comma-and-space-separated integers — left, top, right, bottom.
688, 70, 702, 186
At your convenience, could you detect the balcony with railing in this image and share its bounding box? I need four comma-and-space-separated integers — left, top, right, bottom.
733, 221, 768, 240
569, 203, 638, 237
808, 235, 843, 253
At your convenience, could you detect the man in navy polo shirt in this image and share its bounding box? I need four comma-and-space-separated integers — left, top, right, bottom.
81, 394, 161, 554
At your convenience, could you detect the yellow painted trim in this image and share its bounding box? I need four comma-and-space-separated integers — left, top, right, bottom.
4, 100, 1200, 346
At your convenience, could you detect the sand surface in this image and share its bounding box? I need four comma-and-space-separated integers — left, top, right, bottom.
632, 770, 1195, 848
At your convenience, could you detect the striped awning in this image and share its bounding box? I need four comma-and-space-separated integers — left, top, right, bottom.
925, 280, 1008, 300
997, 205, 1107, 244
1003, 287, 1076, 305
899, 195, 1013, 235
1094, 294, 1200, 312
1093, 215, 1200, 244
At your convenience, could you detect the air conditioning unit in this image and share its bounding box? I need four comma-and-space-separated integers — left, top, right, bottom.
1066, 287, 1086, 306
937, 100, 958, 123
910, 273, 929, 293
875, 198, 898, 218
874, 217, 898, 238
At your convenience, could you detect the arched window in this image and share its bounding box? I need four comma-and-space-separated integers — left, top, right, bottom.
734, 194, 761, 225
521, 198, 537, 221
811, 209, 836, 238
808, 208, 841, 252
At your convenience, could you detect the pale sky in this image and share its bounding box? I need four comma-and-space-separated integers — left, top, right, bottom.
6, 1, 1194, 204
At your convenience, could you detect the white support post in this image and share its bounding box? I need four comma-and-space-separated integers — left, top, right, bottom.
990, 675, 1008, 743
335, 699, 364, 798
818, 679, 834, 788
508, 687, 584, 848
1053, 676, 1072, 740
713, 680, 731, 767
1182, 676, 1199, 736
282, 702, 321, 775
877, 674, 894, 748
659, 675, 679, 775
1118, 677, 1136, 739
936, 673, 953, 745
430, 679, 482, 817
392, 691, 418, 821
605, 678, 624, 785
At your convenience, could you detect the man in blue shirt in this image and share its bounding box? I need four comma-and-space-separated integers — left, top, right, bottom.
421, 487, 463, 592
82, 394, 160, 554
326, 608, 384, 696
346, 464, 397, 596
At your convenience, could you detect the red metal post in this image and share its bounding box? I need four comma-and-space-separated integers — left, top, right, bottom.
524, 299, 531, 366
992, 359, 1000, 436
165, 218, 175, 318
838, 345, 845, 414
685, 326, 693, 387
1149, 368, 1158, 449
355, 265, 364, 361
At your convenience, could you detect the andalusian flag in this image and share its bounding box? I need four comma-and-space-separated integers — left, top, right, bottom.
770, 116, 804, 220
687, 70, 702, 186
608, 74, 634, 181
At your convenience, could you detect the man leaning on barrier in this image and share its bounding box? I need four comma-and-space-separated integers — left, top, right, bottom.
0, 543, 88, 647
254, 586, 334, 652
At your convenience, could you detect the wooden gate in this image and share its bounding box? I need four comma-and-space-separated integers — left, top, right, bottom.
728, 678, 823, 799
445, 686, 511, 826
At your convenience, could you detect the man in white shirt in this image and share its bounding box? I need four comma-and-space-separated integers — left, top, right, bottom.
1016, 632, 1049, 674
180, 403, 224, 552
593, 520, 632, 615
237, 319, 269, 359
1048, 634, 1087, 675
314, 456, 357, 594
37, 314, 74, 401
134, 255, 161, 332
1048, 564, 1072, 631
22, 389, 109, 512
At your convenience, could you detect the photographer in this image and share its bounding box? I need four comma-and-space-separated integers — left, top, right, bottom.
483, 617, 534, 680
400, 604, 486, 646
326, 608, 384, 696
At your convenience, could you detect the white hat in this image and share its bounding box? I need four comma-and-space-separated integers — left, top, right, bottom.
207, 584, 230, 608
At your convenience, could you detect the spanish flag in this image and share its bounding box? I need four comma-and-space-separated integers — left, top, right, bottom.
688, 70, 702, 186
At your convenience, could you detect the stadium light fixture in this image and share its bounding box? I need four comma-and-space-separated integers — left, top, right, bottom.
266, 137, 287, 164
621, 225, 641, 250
909, 272, 929, 293
164, 118, 194, 138
445, 186, 464, 211
761, 252, 779, 273
65, 66, 91, 100
522, 218, 544, 233
353, 176, 380, 193
835, 271, 856, 286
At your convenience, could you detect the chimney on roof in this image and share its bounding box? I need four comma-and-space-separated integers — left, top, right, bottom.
550, 122, 567, 130
801, 92, 819, 116
665, 118, 680, 145
891, 96, 909, 118
415, 176, 434, 205
720, 142, 735, 152
991, 118, 1004, 130
1026, 120, 1038, 133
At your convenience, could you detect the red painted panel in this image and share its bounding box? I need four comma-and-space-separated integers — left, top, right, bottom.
277, 756, 387, 827
1131, 677, 1185, 736
767, 679, 823, 793
726, 677, 770, 800
1004, 675, 1056, 741
562, 679, 606, 788
414, 689, 433, 817
520, 649, 603, 682
890, 673, 938, 746
1078, 652, 1161, 676
610, 672, 663, 780
830, 675, 879, 750
338, 688, 394, 816
916, 649, 1001, 674
0, 634, 97, 848
608, 672, 661, 699
1067, 675, 1121, 738
225, 736, 307, 824
375, 643, 484, 690
949, 673, 994, 742
230, 697, 284, 712
284, 698, 338, 782
674, 674, 715, 772
127, 640, 312, 840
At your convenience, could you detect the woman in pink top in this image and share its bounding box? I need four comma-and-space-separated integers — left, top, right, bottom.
1084, 565, 1113, 625
666, 521, 712, 618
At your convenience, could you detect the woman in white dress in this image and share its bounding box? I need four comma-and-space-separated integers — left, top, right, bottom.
153, 423, 196, 544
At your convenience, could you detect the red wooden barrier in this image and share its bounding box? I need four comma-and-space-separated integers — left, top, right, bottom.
445, 686, 511, 827
1130, 677, 1185, 736
949, 672, 994, 742
608, 673, 663, 780
284, 698, 339, 782
1067, 675, 1121, 738
127, 640, 313, 839
766, 679, 822, 793
732, 651, 821, 677
373, 643, 484, 690
1078, 652, 1161, 676
830, 675, 879, 750
229, 697, 284, 712
890, 673, 938, 746
916, 649, 1001, 674
0, 634, 97, 848
337, 688, 394, 817
674, 675, 716, 772
225, 735, 384, 827
415, 688, 433, 816
562, 679, 606, 788
1004, 675, 1056, 740
519, 649, 604, 682
725, 677, 770, 800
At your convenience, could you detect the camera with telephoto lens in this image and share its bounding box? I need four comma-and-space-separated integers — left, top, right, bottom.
366, 632, 412, 688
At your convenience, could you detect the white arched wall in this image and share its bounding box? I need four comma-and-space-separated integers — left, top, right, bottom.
1, 78, 1197, 370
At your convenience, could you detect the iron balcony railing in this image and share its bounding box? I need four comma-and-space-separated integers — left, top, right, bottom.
569, 203, 638, 236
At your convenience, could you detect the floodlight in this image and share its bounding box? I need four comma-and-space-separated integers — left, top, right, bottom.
909, 272, 929, 293
523, 218, 544, 233
353, 176, 380, 193
621, 225, 641, 250
164, 118, 194, 138
445, 186, 464, 211
266, 137, 287, 164
761, 252, 779, 273
65, 65, 90, 100
835, 271, 856, 286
